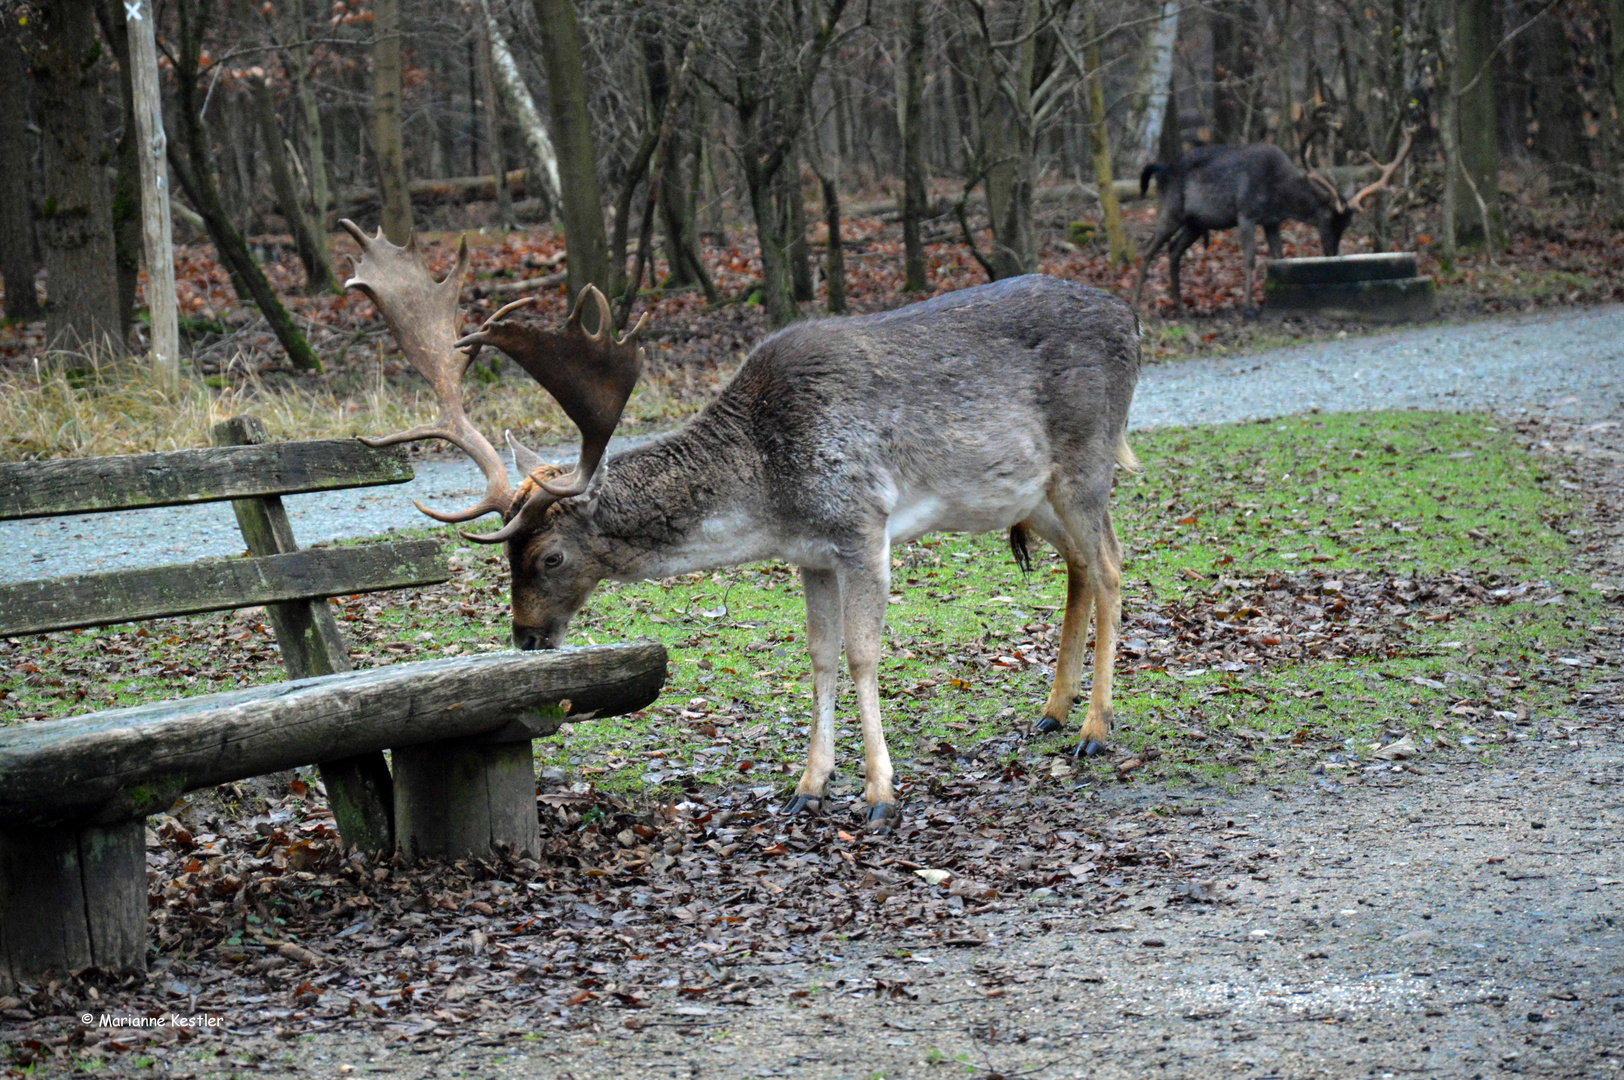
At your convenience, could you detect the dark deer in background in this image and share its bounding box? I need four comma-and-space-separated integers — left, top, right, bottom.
1131, 129, 1413, 315
339, 218, 1141, 828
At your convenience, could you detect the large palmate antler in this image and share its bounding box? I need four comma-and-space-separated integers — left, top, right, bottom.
1347, 128, 1416, 212
340, 219, 516, 525
452, 285, 647, 543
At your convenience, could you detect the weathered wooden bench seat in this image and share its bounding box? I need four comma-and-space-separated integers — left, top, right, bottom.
0, 418, 666, 991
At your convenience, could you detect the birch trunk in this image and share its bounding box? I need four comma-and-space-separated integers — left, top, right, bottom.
479, 0, 560, 217
1136, 0, 1181, 165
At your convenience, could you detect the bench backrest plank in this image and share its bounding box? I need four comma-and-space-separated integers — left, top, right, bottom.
0, 440, 413, 521
0, 539, 448, 636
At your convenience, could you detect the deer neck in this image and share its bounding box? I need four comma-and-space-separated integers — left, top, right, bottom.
583, 403, 772, 581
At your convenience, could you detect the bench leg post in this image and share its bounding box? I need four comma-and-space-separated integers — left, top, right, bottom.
318, 754, 395, 857
0, 819, 147, 992
392, 739, 539, 863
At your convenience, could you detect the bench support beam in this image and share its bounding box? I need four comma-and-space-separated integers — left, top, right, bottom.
0, 819, 147, 991
214, 417, 395, 854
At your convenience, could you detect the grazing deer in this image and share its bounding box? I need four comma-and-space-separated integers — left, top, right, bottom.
1131, 130, 1413, 315
339, 219, 1139, 827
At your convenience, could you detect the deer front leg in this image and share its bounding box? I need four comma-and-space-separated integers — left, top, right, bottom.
785, 567, 843, 816
837, 546, 897, 829
1264, 223, 1284, 260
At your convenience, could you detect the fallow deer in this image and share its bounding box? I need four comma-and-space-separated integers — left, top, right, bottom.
340, 219, 1140, 828
1131, 129, 1413, 315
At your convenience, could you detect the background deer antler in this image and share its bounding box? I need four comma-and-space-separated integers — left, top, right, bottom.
451, 285, 647, 543
339, 219, 516, 526
1347, 128, 1416, 212
1298, 124, 1346, 212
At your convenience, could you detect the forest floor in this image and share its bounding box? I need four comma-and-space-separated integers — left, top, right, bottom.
2, 395, 1620, 1075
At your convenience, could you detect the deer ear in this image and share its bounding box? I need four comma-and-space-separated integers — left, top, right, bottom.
506, 430, 544, 476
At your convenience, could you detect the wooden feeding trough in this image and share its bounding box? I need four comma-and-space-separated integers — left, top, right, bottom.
1264, 252, 1435, 322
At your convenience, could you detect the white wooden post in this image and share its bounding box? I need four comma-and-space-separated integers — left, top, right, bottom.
125, 0, 180, 390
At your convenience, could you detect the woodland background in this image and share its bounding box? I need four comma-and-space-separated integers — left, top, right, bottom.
1, 0, 1622, 457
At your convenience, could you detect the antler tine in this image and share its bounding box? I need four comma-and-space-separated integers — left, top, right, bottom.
339, 218, 515, 527
1347, 127, 1416, 212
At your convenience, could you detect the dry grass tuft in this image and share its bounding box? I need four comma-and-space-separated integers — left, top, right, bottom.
0, 347, 721, 461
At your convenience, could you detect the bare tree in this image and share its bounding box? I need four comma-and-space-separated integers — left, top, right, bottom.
24, 0, 123, 350
0, 11, 40, 322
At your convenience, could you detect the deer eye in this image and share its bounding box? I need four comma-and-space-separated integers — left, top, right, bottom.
542, 552, 565, 570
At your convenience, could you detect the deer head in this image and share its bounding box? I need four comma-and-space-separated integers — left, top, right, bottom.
1299, 128, 1414, 256
339, 219, 648, 650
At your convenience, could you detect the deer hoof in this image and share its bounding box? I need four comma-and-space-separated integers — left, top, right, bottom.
865, 803, 900, 833
782, 794, 822, 816
1073, 738, 1109, 759
1033, 715, 1065, 735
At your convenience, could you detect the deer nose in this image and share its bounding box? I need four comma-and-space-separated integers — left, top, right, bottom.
512, 625, 551, 652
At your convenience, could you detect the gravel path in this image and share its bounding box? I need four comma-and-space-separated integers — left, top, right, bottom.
3, 304, 1620, 583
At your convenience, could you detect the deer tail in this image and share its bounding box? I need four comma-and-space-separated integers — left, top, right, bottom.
1008, 523, 1034, 573
1115, 436, 1142, 474
1139, 162, 1164, 198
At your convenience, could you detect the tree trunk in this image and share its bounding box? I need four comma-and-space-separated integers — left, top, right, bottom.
984, 0, 1039, 280
170, 0, 320, 371
1451, 0, 1503, 248
1136, 0, 1181, 165
27, 0, 122, 351
899, 0, 928, 292
533, 0, 610, 312
251, 79, 336, 293
99, 0, 141, 343
780, 147, 813, 303
1613, 0, 1624, 164
1086, 8, 1133, 268
1212, 6, 1255, 144
287, 2, 331, 224
0, 16, 40, 321
1274, 0, 1295, 158
475, 25, 516, 230
479, 0, 560, 218
371, 0, 413, 244
819, 171, 846, 313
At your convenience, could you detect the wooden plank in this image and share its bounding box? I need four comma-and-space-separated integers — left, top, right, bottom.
0, 642, 668, 827
0, 539, 449, 637
214, 417, 395, 855
0, 440, 414, 521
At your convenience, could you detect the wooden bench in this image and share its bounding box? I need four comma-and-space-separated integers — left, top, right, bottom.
0, 418, 666, 991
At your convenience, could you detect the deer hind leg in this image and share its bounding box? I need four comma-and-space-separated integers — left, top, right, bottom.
785, 567, 843, 816
836, 541, 898, 829
1165, 226, 1198, 311
1131, 219, 1182, 309
1076, 509, 1124, 757
1034, 554, 1094, 735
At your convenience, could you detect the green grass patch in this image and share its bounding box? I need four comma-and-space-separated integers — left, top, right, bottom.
3, 411, 1610, 803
